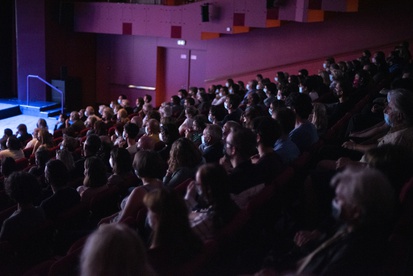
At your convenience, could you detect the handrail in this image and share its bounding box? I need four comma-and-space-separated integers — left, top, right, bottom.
26, 75, 64, 114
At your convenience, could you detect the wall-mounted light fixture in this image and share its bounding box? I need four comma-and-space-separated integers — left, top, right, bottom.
177, 39, 186, 46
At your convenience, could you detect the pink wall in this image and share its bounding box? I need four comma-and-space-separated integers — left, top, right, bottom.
87, 0, 413, 105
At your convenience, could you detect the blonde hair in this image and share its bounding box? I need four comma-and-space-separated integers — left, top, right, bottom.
80, 224, 153, 276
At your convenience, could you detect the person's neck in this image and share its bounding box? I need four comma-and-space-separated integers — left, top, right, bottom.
127, 138, 136, 146
141, 177, 161, 186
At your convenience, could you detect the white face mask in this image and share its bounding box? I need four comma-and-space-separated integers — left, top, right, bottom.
215, 89, 219, 93
323, 63, 327, 69
299, 86, 304, 93
274, 77, 278, 82
229, 89, 233, 94
268, 108, 273, 116
263, 88, 268, 93
201, 135, 206, 145
331, 198, 342, 220
117, 99, 122, 104
246, 84, 251, 91
256, 84, 261, 90
224, 102, 229, 110
145, 126, 149, 135
159, 132, 164, 142
277, 95, 282, 100
219, 92, 223, 97
329, 74, 334, 81
208, 114, 214, 123
225, 82, 229, 87
109, 156, 114, 169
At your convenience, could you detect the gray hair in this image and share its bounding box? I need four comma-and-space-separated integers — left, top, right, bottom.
331, 167, 395, 228
388, 88, 413, 126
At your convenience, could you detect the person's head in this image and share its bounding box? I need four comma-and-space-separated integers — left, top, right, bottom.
196, 163, 231, 207
177, 89, 188, 100
184, 106, 198, 119
110, 147, 132, 175
35, 146, 50, 168
37, 118, 48, 129
84, 134, 101, 156
81, 223, 153, 276
83, 156, 108, 188
286, 93, 313, 120
85, 106, 95, 117
143, 189, 202, 255
5, 171, 41, 205
331, 167, 395, 229
222, 121, 242, 141
184, 97, 195, 107
135, 97, 144, 107
168, 138, 202, 172
1, 157, 16, 178
160, 123, 179, 145
38, 129, 53, 147
311, 102, 328, 130
56, 148, 75, 171
16, 124, 28, 136
269, 100, 286, 119
69, 112, 79, 122
224, 94, 241, 111
146, 119, 160, 135
117, 108, 128, 121
85, 116, 98, 129
171, 95, 181, 106
252, 117, 281, 148
364, 144, 413, 194
6, 136, 21, 151
188, 87, 198, 98
144, 94, 152, 103
61, 134, 80, 152
137, 135, 155, 151
225, 127, 256, 160
384, 88, 413, 127
45, 159, 69, 190
242, 107, 260, 129
133, 150, 166, 179
102, 107, 114, 121
192, 115, 208, 133
275, 107, 297, 134
123, 122, 139, 141
202, 124, 222, 146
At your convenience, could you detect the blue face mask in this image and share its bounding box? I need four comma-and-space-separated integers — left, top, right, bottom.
384, 113, 393, 127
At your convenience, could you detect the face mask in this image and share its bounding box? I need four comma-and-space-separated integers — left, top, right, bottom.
331, 199, 341, 220
201, 135, 206, 145
109, 156, 114, 169
159, 133, 164, 142
323, 63, 327, 69
256, 84, 261, 90
208, 114, 214, 123
117, 99, 122, 104
329, 74, 334, 81
224, 102, 229, 110
145, 126, 149, 135
225, 82, 230, 87
268, 108, 273, 116
219, 92, 223, 97
274, 77, 278, 82
196, 183, 203, 196
215, 89, 219, 94
299, 86, 304, 93
372, 58, 376, 64
384, 113, 393, 127
229, 89, 233, 94
122, 131, 127, 140
246, 84, 251, 91
277, 95, 282, 100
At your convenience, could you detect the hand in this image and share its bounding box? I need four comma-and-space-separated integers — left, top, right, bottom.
294, 230, 321, 247
250, 154, 260, 164
336, 157, 353, 170
342, 140, 357, 151
185, 181, 197, 199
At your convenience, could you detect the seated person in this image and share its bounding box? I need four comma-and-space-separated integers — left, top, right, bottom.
0, 136, 24, 161
273, 108, 300, 165
185, 164, 239, 240
40, 160, 80, 220
199, 124, 224, 164
107, 147, 138, 195
16, 124, 32, 148
77, 156, 108, 203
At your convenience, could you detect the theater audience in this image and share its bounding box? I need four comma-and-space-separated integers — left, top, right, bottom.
0, 136, 24, 161
64, 111, 86, 137
15, 124, 32, 148
76, 156, 108, 203
199, 123, 223, 164
106, 147, 138, 195
157, 123, 180, 164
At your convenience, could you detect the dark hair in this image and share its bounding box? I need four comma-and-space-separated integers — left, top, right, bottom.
84, 156, 107, 188
124, 122, 139, 139
111, 147, 132, 175
275, 107, 296, 134
185, 97, 195, 106
4, 128, 13, 136
85, 134, 102, 155
230, 127, 257, 159
168, 138, 202, 172
5, 171, 41, 204
7, 136, 21, 150
133, 150, 166, 179
252, 117, 281, 147
1, 157, 16, 177
198, 164, 238, 229
160, 123, 179, 145
227, 94, 241, 109
286, 93, 313, 120
45, 159, 69, 188
35, 146, 51, 167
144, 94, 152, 102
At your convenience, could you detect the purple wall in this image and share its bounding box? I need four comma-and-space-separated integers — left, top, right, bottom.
16, 0, 46, 102
91, 0, 413, 104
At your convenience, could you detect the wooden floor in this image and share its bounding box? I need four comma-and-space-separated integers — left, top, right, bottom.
0, 114, 58, 136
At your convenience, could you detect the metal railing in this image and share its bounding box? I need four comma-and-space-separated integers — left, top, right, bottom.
26, 75, 64, 114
